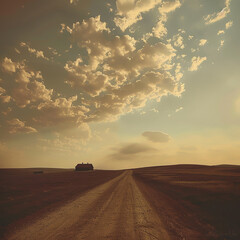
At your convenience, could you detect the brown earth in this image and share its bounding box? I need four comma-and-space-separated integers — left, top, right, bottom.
133, 164, 240, 240
1, 165, 240, 240
0, 168, 122, 238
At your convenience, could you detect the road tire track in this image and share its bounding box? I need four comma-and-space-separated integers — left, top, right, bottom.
8, 171, 169, 240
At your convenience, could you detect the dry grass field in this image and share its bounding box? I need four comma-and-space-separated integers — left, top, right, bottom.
0, 168, 122, 238
133, 164, 240, 240
1, 165, 240, 240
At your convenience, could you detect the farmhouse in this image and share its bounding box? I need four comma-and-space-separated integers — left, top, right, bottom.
75, 163, 94, 171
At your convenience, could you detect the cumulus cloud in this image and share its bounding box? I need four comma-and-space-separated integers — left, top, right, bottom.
172, 33, 184, 49
199, 39, 207, 46
188, 56, 207, 71
70, 16, 136, 72
175, 63, 183, 81
225, 21, 233, 29
69, 0, 78, 4
84, 71, 184, 123
35, 95, 89, 126
62, 16, 184, 123
0, 95, 11, 103
7, 118, 37, 134
153, 1, 182, 38
114, 0, 162, 31
1, 57, 17, 73
218, 40, 225, 51
204, 0, 231, 25
158, 0, 181, 13
217, 30, 225, 35
142, 131, 170, 143
153, 20, 167, 38
0, 58, 53, 108
12, 68, 53, 108
20, 42, 49, 60
0, 86, 5, 95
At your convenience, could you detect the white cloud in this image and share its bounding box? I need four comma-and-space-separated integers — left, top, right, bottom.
7, 118, 37, 134
153, 18, 167, 38
20, 42, 49, 60
36, 95, 89, 126
188, 56, 207, 71
173, 33, 184, 49
1, 57, 17, 73
153, 1, 182, 39
0, 95, 11, 103
175, 63, 183, 81
218, 40, 225, 51
158, 0, 181, 14
204, 0, 231, 25
225, 21, 233, 29
199, 39, 207, 46
175, 106, 183, 112
114, 0, 162, 32
12, 68, 53, 108
217, 30, 225, 35
69, 0, 78, 4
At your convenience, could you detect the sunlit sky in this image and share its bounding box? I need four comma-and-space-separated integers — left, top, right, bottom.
0, 0, 240, 169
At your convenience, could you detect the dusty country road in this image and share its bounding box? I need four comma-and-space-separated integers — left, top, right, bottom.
8, 171, 169, 240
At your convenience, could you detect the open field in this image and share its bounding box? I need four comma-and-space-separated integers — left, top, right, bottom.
0, 165, 240, 239
133, 164, 240, 240
0, 168, 122, 238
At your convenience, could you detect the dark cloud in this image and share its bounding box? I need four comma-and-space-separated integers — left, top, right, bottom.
109, 142, 156, 161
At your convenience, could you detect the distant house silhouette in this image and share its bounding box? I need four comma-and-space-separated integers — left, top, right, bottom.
75, 163, 94, 171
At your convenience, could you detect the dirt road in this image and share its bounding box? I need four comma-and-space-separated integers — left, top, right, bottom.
8, 171, 169, 240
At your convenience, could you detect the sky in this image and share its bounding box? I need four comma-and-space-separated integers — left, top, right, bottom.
0, 0, 240, 169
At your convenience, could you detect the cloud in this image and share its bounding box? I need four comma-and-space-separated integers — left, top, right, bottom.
84, 71, 184, 123
188, 56, 207, 71
119, 143, 155, 155
199, 39, 207, 46
218, 40, 225, 51
153, 1, 182, 38
175, 106, 183, 112
159, 0, 181, 13
62, 16, 184, 124
7, 118, 37, 134
69, 0, 78, 4
114, 0, 162, 31
70, 16, 136, 72
35, 95, 89, 127
1, 59, 53, 108
20, 42, 49, 60
153, 18, 167, 38
142, 131, 170, 143
0, 86, 5, 95
225, 21, 233, 29
38, 123, 92, 152
172, 33, 184, 49
0, 95, 11, 103
109, 142, 156, 161
12, 68, 53, 108
217, 30, 225, 35
1, 57, 17, 73
204, 0, 231, 25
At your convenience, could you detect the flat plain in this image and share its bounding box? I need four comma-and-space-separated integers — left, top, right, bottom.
1, 165, 240, 239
